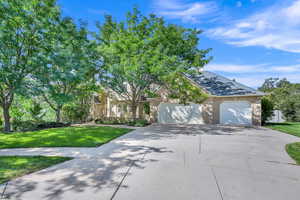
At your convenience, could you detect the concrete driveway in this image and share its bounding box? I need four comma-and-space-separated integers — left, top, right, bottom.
1, 124, 300, 200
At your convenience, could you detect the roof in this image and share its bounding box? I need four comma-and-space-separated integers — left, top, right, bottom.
186, 71, 265, 97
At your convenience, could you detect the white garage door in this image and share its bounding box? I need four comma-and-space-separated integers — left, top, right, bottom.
220, 101, 252, 125
158, 103, 204, 124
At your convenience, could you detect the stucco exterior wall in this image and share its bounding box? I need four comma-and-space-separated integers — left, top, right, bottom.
148, 96, 262, 126
91, 91, 262, 126
204, 96, 262, 126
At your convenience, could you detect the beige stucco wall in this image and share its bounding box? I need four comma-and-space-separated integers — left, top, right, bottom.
203, 96, 262, 126
91, 91, 262, 126
149, 96, 262, 126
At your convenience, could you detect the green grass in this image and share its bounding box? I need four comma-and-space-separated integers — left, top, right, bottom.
286, 143, 300, 165
266, 122, 300, 137
0, 126, 132, 149
0, 156, 71, 184
266, 122, 300, 165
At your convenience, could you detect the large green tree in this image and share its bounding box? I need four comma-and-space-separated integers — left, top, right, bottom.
96, 8, 211, 119
0, 0, 60, 132
35, 17, 99, 122
259, 78, 300, 122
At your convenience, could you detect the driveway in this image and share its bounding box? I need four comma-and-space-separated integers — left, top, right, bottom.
1, 124, 300, 200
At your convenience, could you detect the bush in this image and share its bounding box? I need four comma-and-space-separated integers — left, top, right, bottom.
127, 119, 149, 127
36, 122, 71, 129
261, 97, 274, 125
95, 117, 149, 127
11, 121, 70, 132
95, 117, 128, 125
29, 101, 46, 122
12, 120, 38, 132
62, 104, 90, 123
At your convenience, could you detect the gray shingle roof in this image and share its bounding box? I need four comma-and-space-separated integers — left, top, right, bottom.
186, 71, 265, 96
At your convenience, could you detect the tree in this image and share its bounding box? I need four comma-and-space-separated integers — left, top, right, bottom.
35, 17, 99, 122
273, 84, 300, 122
260, 78, 300, 122
261, 96, 274, 125
259, 78, 291, 92
62, 84, 99, 123
0, 0, 60, 132
258, 78, 280, 92
29, 101, 46, 122
96, 8, 211, 119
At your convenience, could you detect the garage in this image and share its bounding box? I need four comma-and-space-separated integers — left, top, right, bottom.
220, 101, 252, 125
158, 103, 204, 124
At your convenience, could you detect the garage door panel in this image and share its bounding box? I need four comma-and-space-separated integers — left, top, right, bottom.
220, 101, 252, 125
158, 103, 204, 124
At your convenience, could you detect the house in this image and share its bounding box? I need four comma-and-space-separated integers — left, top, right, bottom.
91, 71, 265, 126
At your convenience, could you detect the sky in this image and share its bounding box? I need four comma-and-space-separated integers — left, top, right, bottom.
58, 0, 300, 88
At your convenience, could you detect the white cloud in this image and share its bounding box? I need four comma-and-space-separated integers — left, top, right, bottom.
153, 0, 217, 23
236, 1, 242, 7
206, 63, 300, 73
232, 73, 300, 88
205, 63, 300, 87
208, 0, 300, 53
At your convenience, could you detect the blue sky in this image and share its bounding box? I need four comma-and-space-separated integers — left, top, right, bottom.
58, 0, 300, 88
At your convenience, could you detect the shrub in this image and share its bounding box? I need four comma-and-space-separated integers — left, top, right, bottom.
127, 119, 149, 127
95, 117, 128, 125
29, 101, 46, 122
36, 122, 71, 129
95, 117, 149, 127
11, 121, 70, 132
12, 120, 38, 132
261, 97, 274, 125
62, 104, 90, 123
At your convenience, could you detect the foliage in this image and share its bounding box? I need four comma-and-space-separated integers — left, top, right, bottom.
95, 117, 149, 127
36, 122, 70, 129
62, 84, 98, 123
259, 78, 290, 92
0, 156, 71, 184
0, 0, 61, 132
286, 143, 300, 165
12, 120, 37, 132
96, 8, 211, 119
35, 17, 99, 123
143, 102, 150, 115
62, 104, 90, 123
0, 126, 132, 148
260, 78, 300, 122
12, 120, 70, 132
166, 75, 208, 104
261, 96, 274, 125
127, 119, 149, 127
95, 117, 130, 125
29, 101, 46, 122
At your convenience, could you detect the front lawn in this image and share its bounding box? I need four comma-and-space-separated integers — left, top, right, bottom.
0, 126, 132, 149
0, 156, 71, 184
286, 143, 300, 165
266, 122, 300, 137
266, 122, 300, 165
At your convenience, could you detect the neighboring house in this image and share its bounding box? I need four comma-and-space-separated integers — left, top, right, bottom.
91, 71, 265, 126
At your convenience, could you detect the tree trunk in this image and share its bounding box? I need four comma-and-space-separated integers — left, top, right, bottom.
55, 108, 61, 123
3, 106, 11, 133
131, 103, 138, 120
